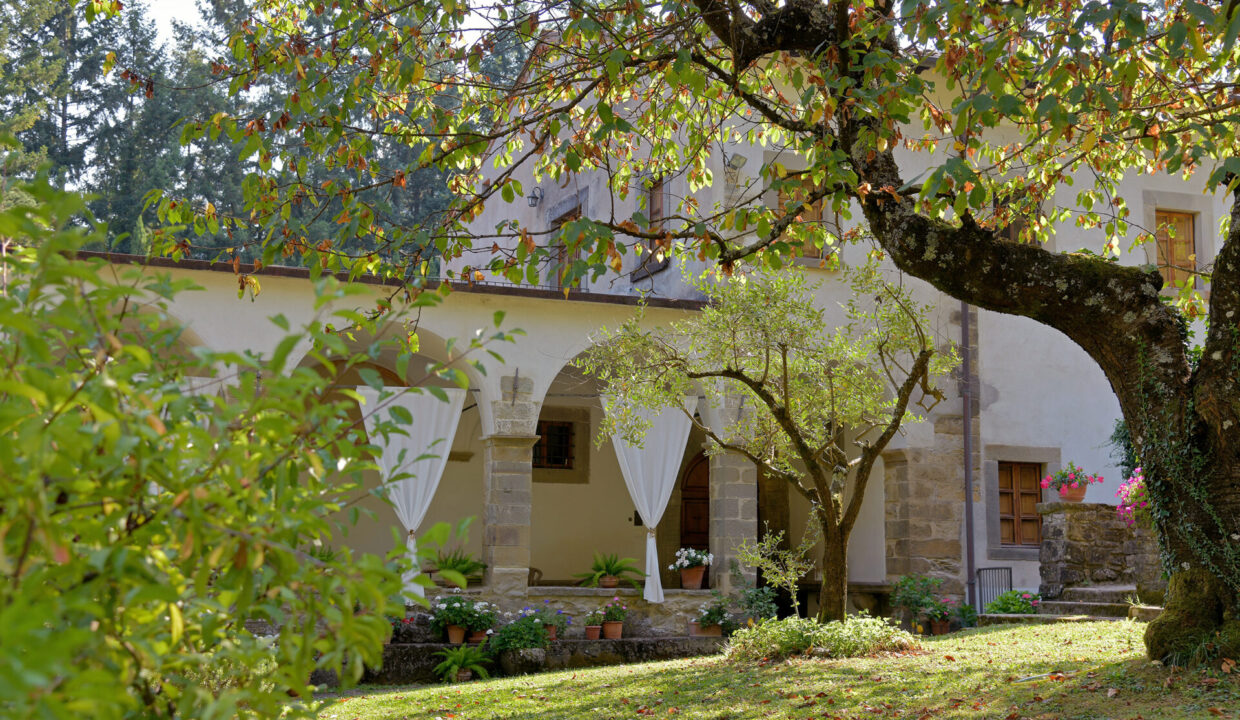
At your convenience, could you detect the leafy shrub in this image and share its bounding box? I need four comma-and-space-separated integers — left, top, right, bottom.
488, 617, 549, 653
957, 603, 979, 628
726, 617, 824, 660
726, 614, 918, 661
890, 575, 943, 620
984, 590, 1041, 614
812, 614, 919, 658
738, 586, 779, 620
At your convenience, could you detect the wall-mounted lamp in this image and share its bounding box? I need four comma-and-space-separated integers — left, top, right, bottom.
725, 154, 748, 170
527, 187, 544, 207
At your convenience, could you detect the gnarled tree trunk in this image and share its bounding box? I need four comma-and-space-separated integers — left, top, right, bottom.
818, 529, 849, 623
847, 125, 1240, 662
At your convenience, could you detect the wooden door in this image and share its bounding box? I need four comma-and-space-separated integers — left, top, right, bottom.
680, 453, 710, 550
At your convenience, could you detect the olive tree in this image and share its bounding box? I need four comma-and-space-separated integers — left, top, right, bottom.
576, 265, 956, 621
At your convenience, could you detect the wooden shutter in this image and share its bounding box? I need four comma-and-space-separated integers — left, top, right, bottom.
551, 207, 582, 289
1155, 211, 1195, 287
998, 461, 1042, 547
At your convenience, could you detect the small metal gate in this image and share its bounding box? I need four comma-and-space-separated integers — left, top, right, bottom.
976, 567, 1013, 611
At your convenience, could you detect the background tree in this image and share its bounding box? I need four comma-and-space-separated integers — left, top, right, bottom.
149, 0, 1240, 660
577, 264, 956, 621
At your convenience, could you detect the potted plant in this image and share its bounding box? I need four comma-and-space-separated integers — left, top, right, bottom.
523, 600, 571, 641
430, 597, 494, 644
1041, 462, 1103, 502
925, 596, 958, 635
1116, 467, 1152, 528
689, 595, 729, 637
600, 596, 628, 639
575, 552, 645, 589
432, 645, 490, 683
582, 609, 605, 640
433, 548, 488, 588
669, 547, 713, 589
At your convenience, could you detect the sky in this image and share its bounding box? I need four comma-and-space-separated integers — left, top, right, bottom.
144, 0, 203, 43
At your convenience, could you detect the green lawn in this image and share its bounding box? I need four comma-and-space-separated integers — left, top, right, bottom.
321, 622, 1240, 719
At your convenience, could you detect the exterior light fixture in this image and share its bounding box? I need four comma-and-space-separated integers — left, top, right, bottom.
725, 154, 748, 170
527, 187, 544, 207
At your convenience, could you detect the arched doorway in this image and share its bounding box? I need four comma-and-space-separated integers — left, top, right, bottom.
679, 453, 710, 551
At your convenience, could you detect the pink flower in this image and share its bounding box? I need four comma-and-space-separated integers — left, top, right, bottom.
1032, 600, 1040, 605
1068, 473, 1076, 480
1041, 479, 1050, 489
1071, 482, 1079, 489
1021, 593, 1032, 599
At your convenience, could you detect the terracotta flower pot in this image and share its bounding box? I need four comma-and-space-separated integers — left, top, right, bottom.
468, 630, 487, 644
602, 620, 623, 639
680, 565, 706, 589
544, 624, 557, 641
446, 624, 466, 644
455, 668, 473, 683
929, 619, 951, 636
1058, 485, 1087, 502
689, 620, 722, 637
600, 575, 620, 588
585, 625, 602, 640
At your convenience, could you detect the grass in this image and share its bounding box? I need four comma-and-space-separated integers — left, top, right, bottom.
319, 621, 1240, 719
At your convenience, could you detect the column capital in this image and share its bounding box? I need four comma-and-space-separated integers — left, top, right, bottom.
480, 433, 541, 447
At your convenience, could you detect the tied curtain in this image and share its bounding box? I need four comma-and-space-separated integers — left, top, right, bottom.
357, 386, 467, 595
609, 397, 697, 603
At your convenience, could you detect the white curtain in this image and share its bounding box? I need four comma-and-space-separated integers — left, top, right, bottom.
609, 396, 697, 602
357, 386, 467, 596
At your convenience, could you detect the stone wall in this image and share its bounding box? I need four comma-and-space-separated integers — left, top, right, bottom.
883, 415, 973, 597
1037, 502, 1165, 603
423, 586, 717, 638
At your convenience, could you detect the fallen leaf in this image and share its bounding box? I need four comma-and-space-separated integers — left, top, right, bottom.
1107, 688, 1119, 698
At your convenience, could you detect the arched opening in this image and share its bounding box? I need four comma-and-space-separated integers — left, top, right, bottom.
679, 453, 710, 552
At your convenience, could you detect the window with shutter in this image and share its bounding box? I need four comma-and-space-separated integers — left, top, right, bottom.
1155, 210, 1196, 288
998, 462, 1042, 547
776, 177, 828, 260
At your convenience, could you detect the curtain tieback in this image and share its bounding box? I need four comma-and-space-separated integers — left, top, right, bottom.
646, 528, 656, 537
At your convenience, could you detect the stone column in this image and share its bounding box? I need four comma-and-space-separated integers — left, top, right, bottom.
708, 451, 758, 593
481, 374, 540, 595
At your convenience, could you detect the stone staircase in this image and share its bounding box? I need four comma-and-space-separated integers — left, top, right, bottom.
1037, 584, 1136, 619
979, 585, 1162, 626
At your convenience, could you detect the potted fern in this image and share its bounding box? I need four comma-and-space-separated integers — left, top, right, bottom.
432, 548, 487, 588
432, 645, 490, 683
575, 552, 645, 589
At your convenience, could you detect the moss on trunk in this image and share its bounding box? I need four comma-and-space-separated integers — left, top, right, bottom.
1145, 568, 1240, 665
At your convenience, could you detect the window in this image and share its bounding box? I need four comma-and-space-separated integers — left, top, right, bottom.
550, 207, 581, 289
998, 462, 1042, 547
631, 177, 670, 280
776, 177, 828, 260
533, 420, 575, 469
1155, 210, 1196, 288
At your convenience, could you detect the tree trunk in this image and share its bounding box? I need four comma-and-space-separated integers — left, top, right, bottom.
842, 119, 1240, 663
817, 531, 848, 623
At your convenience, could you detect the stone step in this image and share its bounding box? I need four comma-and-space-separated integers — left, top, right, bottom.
978, 613, 1120, 626
1060, 585, 1137, 604
1038, 600, 1131, 618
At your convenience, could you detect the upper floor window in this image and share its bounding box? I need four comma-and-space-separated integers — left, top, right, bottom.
550, 207, 581, 289
776, 177, 829, 260
631, 176, 670, 280
1155, 210, 1196, 288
